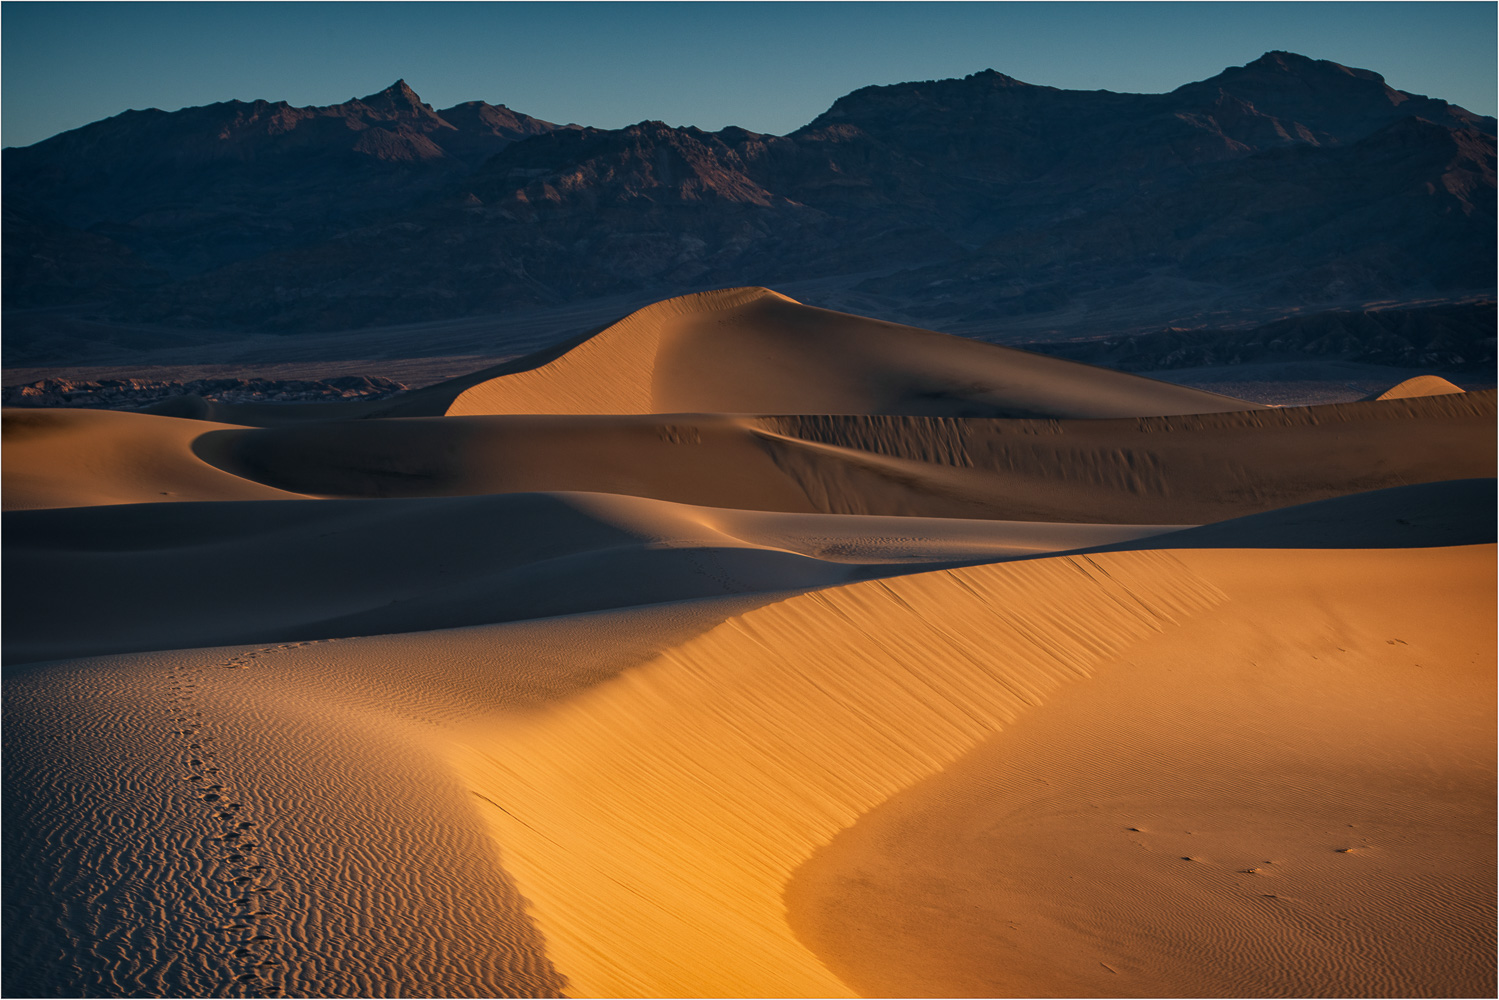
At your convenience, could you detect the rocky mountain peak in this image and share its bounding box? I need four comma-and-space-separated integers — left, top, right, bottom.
804, 68, 1046, 130
965, 68, 1033, 88
1175, 50, 1495, 142
1178, 51, 1392, 105
1243, 50, 1387, 85
352, 79, 439, 119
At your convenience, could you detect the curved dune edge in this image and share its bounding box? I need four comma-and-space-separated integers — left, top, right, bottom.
3, 489, 1187, 664
446, 287, 770, 417
1, 407, 307, 510
449, 547, 1230, 997
444, 286, 1257, 419
1370, 374, 1467, 400
11, 391, 1491, 518
7, 523, 1489, 995
2, 593, 782, 998
784, 544, 1497, 997
185, 391, 1493, 523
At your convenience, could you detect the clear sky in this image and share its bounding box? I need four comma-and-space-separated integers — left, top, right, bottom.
3, 1, 1495, 148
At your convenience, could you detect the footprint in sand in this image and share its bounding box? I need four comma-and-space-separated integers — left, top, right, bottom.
165, 655, 289, 990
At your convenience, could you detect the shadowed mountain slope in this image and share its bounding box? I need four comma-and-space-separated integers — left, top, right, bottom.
3, 81, 574, 297
5, 54, 1492, 338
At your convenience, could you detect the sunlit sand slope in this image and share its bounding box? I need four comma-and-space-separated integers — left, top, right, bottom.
190, 391, 1495, 522
4, 490, 1174, 663
456, 548, 1233, 997
445, 287, 1257, 418
2, 407, 305, 510
1368, 374, 1467, 400
785, 544, 1496, 998
4, 487, 1490, 998
2, 594, 787, 998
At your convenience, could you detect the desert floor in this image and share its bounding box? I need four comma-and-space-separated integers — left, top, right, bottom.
4, 287, 1494, 998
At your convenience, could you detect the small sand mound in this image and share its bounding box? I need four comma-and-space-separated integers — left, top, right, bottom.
1369, 375, 1466, 400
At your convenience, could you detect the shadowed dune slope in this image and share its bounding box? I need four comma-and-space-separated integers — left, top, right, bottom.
1368, 374, 1467, 400
749, 391, 1495, 522
1107, 478, 1496, 551
444, 287, 1259, 419
185, 391, 1495, 523
2, 491, 1177, 664
10, 393, 1491, 522
2, 646, 570, 999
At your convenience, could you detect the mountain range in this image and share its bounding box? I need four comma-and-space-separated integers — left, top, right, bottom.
4, 51, 1494, 347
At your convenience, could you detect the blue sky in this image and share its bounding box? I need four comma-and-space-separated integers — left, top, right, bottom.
3, 1, 1495, 147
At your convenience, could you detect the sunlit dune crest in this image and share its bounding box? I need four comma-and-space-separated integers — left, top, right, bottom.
3, 287, 1493, 998
1369, 373, 1468, 400
445, 287, 1258, 419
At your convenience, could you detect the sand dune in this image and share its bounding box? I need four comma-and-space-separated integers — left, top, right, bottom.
2, 407, 306, 510
8, 499, 1487, 997
748, 392, 1494, 522
3, 642, 570, 998
17, 395, 1491, 521
196, 391, 1493, 522
3, 287, 1493, 999
785, 544, 1495, 998
1369, 373, 1467, 400
1110, 477, 1496, 551
3, 490, 1181, 664
96, 288, 1255, 428
444, 287, 1259, 419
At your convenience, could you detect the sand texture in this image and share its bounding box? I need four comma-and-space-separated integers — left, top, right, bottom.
3, 288, 1493, 998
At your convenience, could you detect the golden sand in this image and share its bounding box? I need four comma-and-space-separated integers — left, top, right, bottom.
4, 288, 1492, 997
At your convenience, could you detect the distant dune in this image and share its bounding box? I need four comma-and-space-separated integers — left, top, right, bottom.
4, 491, 1184, 664
1369, 374, 1468, 400
3, 287, 1492, 998
7, 390, 1490, 523
2, 407, 306, 509
444, 288, 1258, 419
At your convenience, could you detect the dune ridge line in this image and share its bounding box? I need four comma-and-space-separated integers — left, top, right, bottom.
451, 547, 1228, 997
